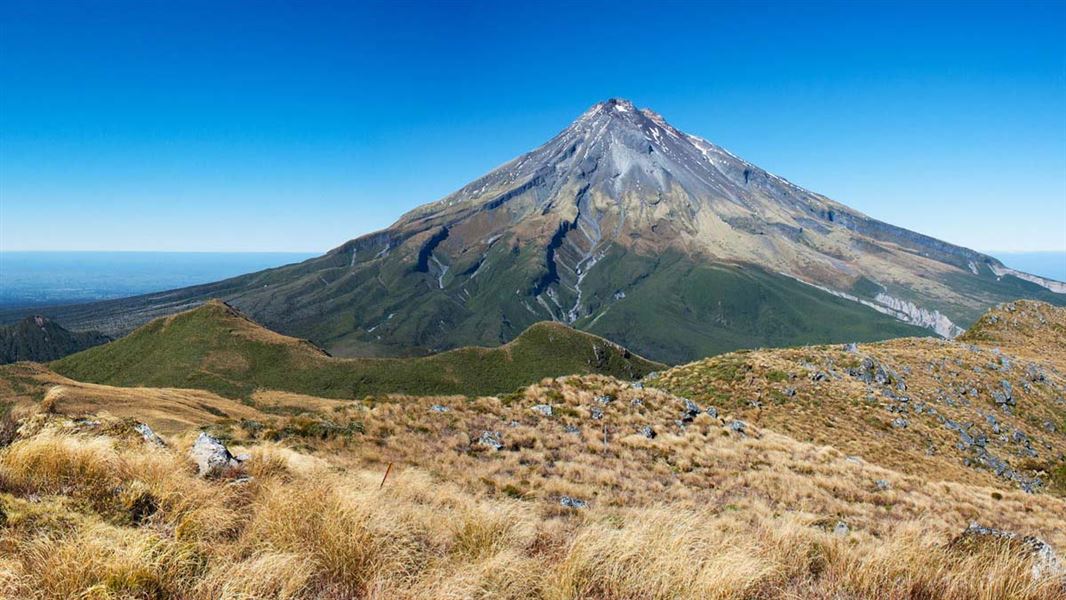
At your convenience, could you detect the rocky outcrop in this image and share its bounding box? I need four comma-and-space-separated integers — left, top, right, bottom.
873, 293, 964, 338
988, 264, 1066, 294
189, 432, 243, 477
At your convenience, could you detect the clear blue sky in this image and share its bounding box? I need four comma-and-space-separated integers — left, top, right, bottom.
1, 0, 1064, 253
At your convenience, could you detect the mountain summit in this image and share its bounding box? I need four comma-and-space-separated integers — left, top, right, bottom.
19, 99, 1066, 362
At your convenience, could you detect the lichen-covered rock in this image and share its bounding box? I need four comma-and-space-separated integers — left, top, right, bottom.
531, 404, 553, 417
133, 422, 165, 447
477, 431, 503, 451
189, 432, 242, 477
560, 496, 588, 509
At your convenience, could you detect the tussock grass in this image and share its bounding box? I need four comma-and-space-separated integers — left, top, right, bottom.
1, 412, 1063, 599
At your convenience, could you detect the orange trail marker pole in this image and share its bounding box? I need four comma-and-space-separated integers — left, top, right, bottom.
379, 462, 393, 489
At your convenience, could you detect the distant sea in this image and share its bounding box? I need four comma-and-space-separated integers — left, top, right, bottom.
989, 251, 1066, 282
0, 251, 318, 308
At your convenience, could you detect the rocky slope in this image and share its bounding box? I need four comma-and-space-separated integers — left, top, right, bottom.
0, 316, 108, 364
12, 99, 1064, 363
650, 300, 1066, 495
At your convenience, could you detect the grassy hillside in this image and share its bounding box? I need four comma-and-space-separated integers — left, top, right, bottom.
959, 299, 1066, 362
649, 300, 1066, 495
50, 300, 663, 399
574, 249, 933, 364
2, 372, 1064, 598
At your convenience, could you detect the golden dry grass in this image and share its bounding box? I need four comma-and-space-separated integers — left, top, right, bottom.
1, 382, 1064, 599
651, 334, 1066, 492
0, 362, 262, 436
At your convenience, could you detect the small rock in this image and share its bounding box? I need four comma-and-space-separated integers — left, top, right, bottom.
591, 408, 604, 420
639, 425, 656, 439
843, 342, 859, 353
531, 404, 553, 417
706, 406, 719, 418
564, 425, 581, 435
631, 382, 644, 390
429, 404, 449, 413
680, 398, 701, 422
891, 417, 909, 429
595, 395, 614, 405
478, 431, 503, 451
730, 420, 747, 435
133, 422, 165, 447
189, 432, 242, 478
833, 521, 850, 536
875, 479, 890, 491
1043, 421, 1057, 434
560, 496, 588, 509
1026, 364, 1047, 383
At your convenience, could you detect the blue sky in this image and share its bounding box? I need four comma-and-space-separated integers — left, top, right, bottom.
1, 0, 1064, 253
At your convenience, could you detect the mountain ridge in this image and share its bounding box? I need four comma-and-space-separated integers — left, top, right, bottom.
49, 299, 663, 398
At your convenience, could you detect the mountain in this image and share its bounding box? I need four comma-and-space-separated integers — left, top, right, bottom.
49, 300, 662, 398
0, 315, 108, 364
14, 99, 1065, 363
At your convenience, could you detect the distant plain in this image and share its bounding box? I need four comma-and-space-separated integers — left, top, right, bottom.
0, 251, 317, 308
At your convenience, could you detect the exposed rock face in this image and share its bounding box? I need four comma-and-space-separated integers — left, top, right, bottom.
189, 432, 243, 477
988, 264, 1066, 294
873, 293, 964, 338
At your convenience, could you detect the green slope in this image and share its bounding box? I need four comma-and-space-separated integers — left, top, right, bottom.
50, 300, 663, 399
571, 250, 934, 364
0, 316, 109, 364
